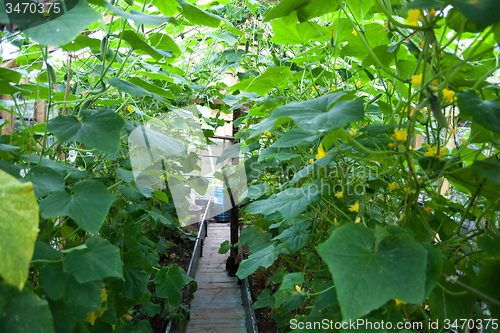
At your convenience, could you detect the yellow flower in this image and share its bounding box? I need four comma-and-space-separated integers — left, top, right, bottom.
263, 131, 271, 138
312, 85, 320, 94
127, 105, 134, 113
334, 191, 343, 199
409, 146, 413, 150
431, 79, 438, 85
406, 9, 421, 26
352, 28, 358, 36
424, 206, 432, 212
388, 183, 400, 191
349, 128, 358, 136
309, 159, 314, 164
220, 21, 225, 26
424, 144, 447, 159
334, 217, 338, 223
409, 107, 418, 117
395, 299, 407, 306
316, 143, 327, 159
295, 285, 301, 293
355, 217, 361, 223
442, 88, 456, 102
393, 129, 408, 141
388, 143, 397, 148
349, 202, 360, 212
356, 81, 362, 87
82, 91, 88, 97
428, 9, 437, 17
411, 74, 423, 85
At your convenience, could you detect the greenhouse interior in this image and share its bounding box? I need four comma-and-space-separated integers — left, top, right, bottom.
1, 0, 500, 332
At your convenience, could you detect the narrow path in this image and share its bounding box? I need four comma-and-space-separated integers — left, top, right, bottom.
186, 222, 247, 333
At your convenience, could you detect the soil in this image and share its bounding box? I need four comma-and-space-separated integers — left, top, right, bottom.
247, 268, 278, 333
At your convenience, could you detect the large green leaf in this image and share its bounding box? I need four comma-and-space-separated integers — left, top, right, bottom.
0, 67, 22, 84
107, 77, 161, 99
228, 67, 295, 96
273, 222, 311, 254
152, 0, 179, 16
174, 0, 225, 27
121, 30, 171, 60
154, 264, 193, 306
63, 237, 123, 283
473, 258, 500, 320
236, 243, 288, 279
457, 90, 500, 135
23, 166, 65, 198
39, 180, 115, 234
0, 280, 55, 333
264, 0, 339, 23
470, 160, 500, 185
249, 92, 364, 138
317, 224, 427, 321
38, 262, 102, 313
127, 77, 176, 100
149, 32, 182, 58
245, 183, 321, 220
455, 0, 500, 29
23, 0, 101, 46
46, 109, 125, 154
271, 127, 320, 148
62, 35, 101, 51
104, 2, 177, 26
270, 19, 328, 45
0, 169, 39, 290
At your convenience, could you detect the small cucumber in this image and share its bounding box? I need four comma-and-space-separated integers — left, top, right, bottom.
88, 81, 107, 95
429, 94, 448, 128
100, 36, 108, 59
46, 63, 57, 84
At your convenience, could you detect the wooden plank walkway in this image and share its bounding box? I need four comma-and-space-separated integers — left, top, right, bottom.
186, 223, 247, 333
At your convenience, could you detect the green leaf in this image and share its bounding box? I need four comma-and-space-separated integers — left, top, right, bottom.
455, 0, 500, 29
62, 35, 101, 51
270, 19, 328, 45
107, 77, 155, 97
38, 262, 102, 313
236, 243, 288, 279
23, 166, 65, 198
216, 143, 241, 164
104, 2, 177, 26
280, 272, 304, 290
206, 32, 238, 46
127, 77, 176, 100
0, 67, 22, 84
174, 0, 225, 27
457, 90, 500, 134
245, 183, 321, 220
39, 180, 115, 234
264, 0, 339, 23
140, 302, 161, 316
470, 160, 500, 185
0, 280, 55, 333
282, 294, 306, 314
252, 288, 275, 310
271, 127, 319, 148
152, 0, 179, 16
474, 258, 500, 320
218, 240, 231, 254
0, 169, 39, 290
47, 109, 125, 154
63, 237, 123, 283
149, 32, 182, 58
121, 30, 171, 60
154, 264, 193, 306
273, 222, 311, 254
23, 0, 101, 46
405, 0, 443, 9
228, 67, 295, 96
317, 223, 427, 321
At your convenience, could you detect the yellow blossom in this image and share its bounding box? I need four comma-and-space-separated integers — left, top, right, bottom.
406, 9, 421, 26
295, 285, 301, 293
352, 28, 358, 36
334, 217, 338, 223
356, 81, 362, 88
312, 85, 320, 94
431, 79, 439, 85
334, 191, 343, 199
316, 143, 327, 159
83, 91, 88, 97
355, 217, 361, 223
442, 88, 456, 102
309, 159, 314, 164
388, 143, 396, 148
395, 299, 407, 306
127, 105, 134, 113
263, 131, 271, 138
393, 129, 408, 141
424, 144, 447, 159
349, 128, 358, 136
409, 146, 413, 150
428, 9, 437, 17
349, 202, 360, 212
388, 183, 400, 191
220, 21, 225, 26
411, 74, 423, 85
424, 206, 432, 212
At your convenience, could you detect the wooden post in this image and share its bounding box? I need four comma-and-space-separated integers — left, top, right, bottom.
1, 96, 15, 135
